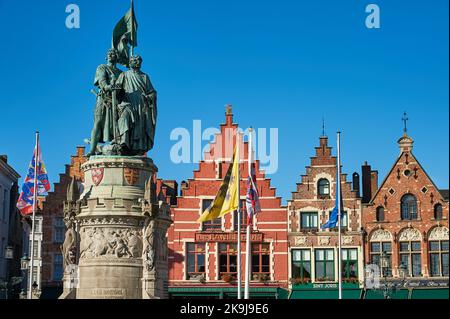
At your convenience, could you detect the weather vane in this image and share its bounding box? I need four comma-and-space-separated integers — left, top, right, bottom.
402, 112, 409, 135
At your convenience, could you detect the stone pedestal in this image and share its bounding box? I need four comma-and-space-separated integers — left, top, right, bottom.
59, 156, 172, 299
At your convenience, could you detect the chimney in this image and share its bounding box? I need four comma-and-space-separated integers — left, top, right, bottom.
352, 172, 360, 198
0, 155, 7, 163
362, 162, 372, 203
162, 180, 179, 205
370, 170, 379, 199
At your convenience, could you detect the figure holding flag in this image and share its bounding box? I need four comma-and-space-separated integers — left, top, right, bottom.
17, 132, 51, 299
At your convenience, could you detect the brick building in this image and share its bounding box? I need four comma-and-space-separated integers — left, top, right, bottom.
362, 132, 449, 299
287, 135, 364, 299
40, 146, 87, 299
168, 107, 289, 299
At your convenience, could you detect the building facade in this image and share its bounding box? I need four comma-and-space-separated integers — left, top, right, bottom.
168, 108, 289, 299
287, 136, 364, 299
362, 133, 449, 299
40, 146, 87, 299
0, 155, 21, 298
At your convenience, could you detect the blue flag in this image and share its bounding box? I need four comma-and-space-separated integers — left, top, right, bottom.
322, 167, 343, 229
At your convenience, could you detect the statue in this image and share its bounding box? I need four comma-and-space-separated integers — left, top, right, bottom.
116, 101, 135, 154
61, 220, 77, 269
117, 55, 157, 155
87, 49, 123, 156
143, 219, 156, 271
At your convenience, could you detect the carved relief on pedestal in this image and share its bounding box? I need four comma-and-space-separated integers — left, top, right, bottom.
398, 228, 422, 242
428, 226, 449, 241
79, 226, 142, 259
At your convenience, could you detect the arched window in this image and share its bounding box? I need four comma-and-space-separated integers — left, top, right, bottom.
434, 204, 443, 220
318, 179, 330, 196
401, 194, 418, 220
376, 206, 385, 222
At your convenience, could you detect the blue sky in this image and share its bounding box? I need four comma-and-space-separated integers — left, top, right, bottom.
0, 0, 448, 203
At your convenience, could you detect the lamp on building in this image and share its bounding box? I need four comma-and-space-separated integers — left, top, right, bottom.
4, 246, 14, 260
20, 255, 29, 271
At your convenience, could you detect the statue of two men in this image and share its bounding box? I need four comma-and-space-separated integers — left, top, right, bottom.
87, 49, 157, 156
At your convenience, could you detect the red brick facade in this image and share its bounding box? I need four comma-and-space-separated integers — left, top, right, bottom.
41, 147, 87, 296
288, 136, 364, 286
362, 134, 449, 279
168, 109, 289, 298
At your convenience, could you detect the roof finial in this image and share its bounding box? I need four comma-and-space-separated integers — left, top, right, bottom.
321, 117, 326, 137
225, 104, 232, 115
402, 112, 409, 136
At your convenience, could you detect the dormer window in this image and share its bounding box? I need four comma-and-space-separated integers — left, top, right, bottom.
318, 179, 330, 197
376, 206, 385, 222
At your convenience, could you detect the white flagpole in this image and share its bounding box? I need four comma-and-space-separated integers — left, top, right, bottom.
237, 133, 242, 300
28, 131, 39, 299
244, 128, 253, 299
337, 132, 343, 300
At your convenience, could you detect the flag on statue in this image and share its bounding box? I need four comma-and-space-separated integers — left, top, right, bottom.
112, 0, 138, 67
17, 141, 51, 215
245, 161, 261, 225
197, 144, 240, 223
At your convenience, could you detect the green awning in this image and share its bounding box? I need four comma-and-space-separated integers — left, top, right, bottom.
169, 287, 288, 299
364, 289, 410, 299
290, 289, 362, 299
410, 289, 449, 299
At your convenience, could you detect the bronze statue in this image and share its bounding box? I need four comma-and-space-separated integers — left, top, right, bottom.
116, 55, 157, 156
87, 49, 123, 156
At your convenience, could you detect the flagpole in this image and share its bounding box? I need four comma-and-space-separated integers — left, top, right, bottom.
237, 133, 242, 300
244, 128, 253, 299
337, 131, 342, 300
130, 0, 135, 57
28, 131, 39, 299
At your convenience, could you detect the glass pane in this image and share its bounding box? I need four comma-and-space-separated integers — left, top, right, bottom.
229, 255, 237, 273
400, 254, 410, 275
400, 242, 409, 252
303, 262, 311, 279
187, 254, 195, 273
229, 244, 237, 251
252, 255, 260, 273
382, 243, 392, 253
371, 243, 380, 252
430, 253, 440, 277
349, 261, 358, 278
342, 250, 348, 260
326, 250, 334, 261
442, 253, 449, 276
312, 214, 318, 227
315, 262, 324, 280
371, 255, 380, 267
412, 254, 421, 277
219, 244, 227, 252
412, 242, 421, 251
219, 255, 228, 273
301, 214, 309, 228
293, 250, 301, 262
325, 261, 334, 280
441, 241, 449, 251
292, 262, 301, 278
350, 249, 358, 260
198, 255, 205, 271
429, 241, 440, 251
316, 250, 324, 261
302, 250, 311, 261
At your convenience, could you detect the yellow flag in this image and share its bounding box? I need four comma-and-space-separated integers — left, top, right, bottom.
198, 143, 240, 223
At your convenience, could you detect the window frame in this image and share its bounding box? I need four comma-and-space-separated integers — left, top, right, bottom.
291, 249, 312, 281
300, 212, 319, 231
186, 243, 206, 280
399, 240, 422, 277
369, 241, 393, 277
314, 249, 335, 282
201, 199, 222, 232
429, 240, 449, 277
342, 248, 358, 279
218, 243, 238, 279
401, 194, 418, 221
318, 179, 330, 197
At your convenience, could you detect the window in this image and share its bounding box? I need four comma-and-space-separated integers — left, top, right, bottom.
54, 217, 65, 243
53, 254, 64, 281
318, 179, 330, 197
33, 218, 42, 233
300, 212, 318, 231
201, 199, 222, 231
401, 194, 418, 220
315, 249, 335, 282
342, 249, 358, 279
251, 244, 270, 278
399, 241, 422, 277
376, 206, 385, 222
292, 249, 311, 281
219, 243, 238, 279
429, 241, 449, 277
186, 243, 206, 280
434, 204, 443, 220
32, 266, 39, 286
330, 211, 348, 231
370, 242, 392, 277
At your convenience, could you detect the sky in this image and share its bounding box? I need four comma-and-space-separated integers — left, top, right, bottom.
0, 0, 448, 204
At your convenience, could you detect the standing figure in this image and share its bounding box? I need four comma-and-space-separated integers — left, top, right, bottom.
117, 55, 157, 155
143, 219, 156, 271
87, 49, 123, 156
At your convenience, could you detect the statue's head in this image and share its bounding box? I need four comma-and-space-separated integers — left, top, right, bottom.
106, 48, 118, 63
130, 55, 143, 69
